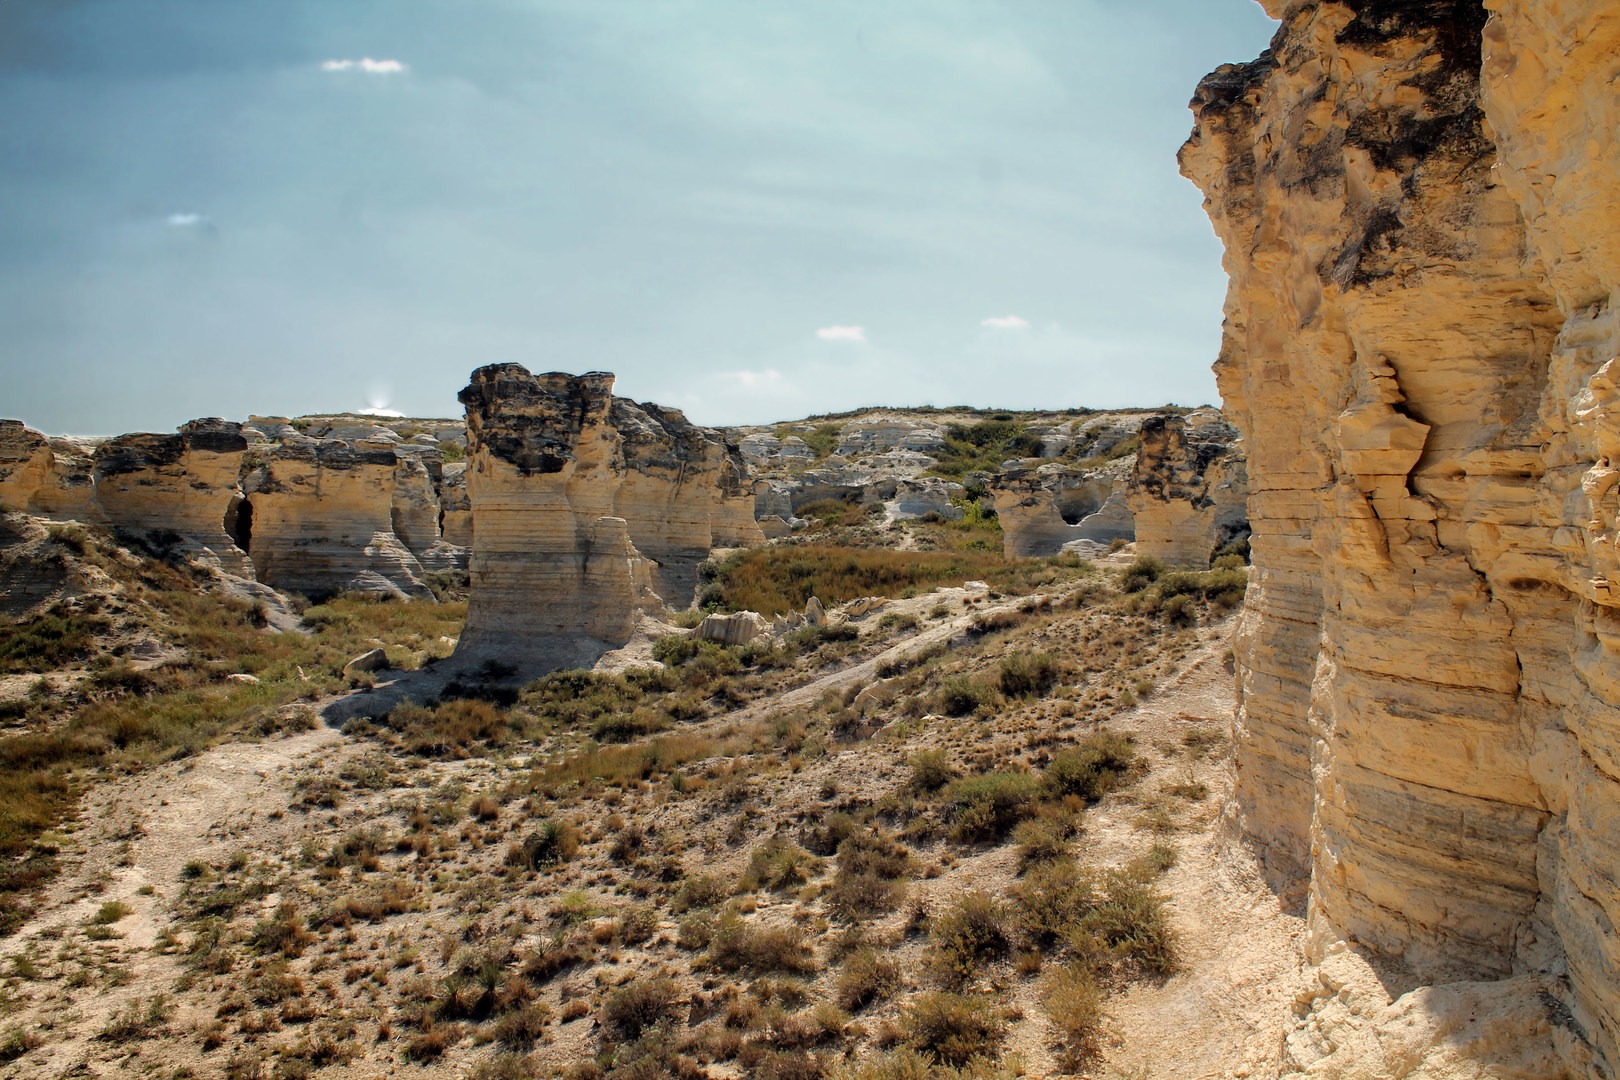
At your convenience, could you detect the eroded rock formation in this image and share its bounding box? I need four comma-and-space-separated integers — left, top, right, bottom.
94, 420, 254, 575
990, 462, 1136, 557
0, 414, 470, 600
1125, 410, 1249, 567
246, 436, 434, 600
453, 366, 761, 672
1186, 0, 1619, 1072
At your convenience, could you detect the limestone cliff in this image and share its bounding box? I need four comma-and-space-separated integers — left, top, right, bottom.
245, 436, 434, 600
0, 415, 469, 600
1186, 0, 1619, 1071
93, 421, 253, 575
1125, 410, 1249, 567
990, 462, 1136, 558
453, 365, 760, 672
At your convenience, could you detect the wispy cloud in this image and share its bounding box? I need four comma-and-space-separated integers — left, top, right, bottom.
816, 325, 867, 343
980, 315, 1030, 329
724, 368, 785, 387
321, 58, 408, 75
165, 212, 206, 227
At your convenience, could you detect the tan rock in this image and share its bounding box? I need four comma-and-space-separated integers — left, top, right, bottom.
451, 366, 757, 674
1125, 411, 1248, 567
1188, 0, 1620, 1070
694, 610, 771, 647
247, 436, 432, 599
93, 419, 253, 575
342, 647, 389, 679
991, 462, 1135, 557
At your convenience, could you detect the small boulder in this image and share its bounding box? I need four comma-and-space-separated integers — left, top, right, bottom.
804, 596, 826, 625
342, 647, 390, 679
225, 673, 260, 684
696, 610, 772, 647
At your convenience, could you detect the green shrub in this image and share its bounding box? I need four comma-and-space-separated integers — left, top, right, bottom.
738, 837, 822, 893
928, 891, 1011, 986
672, 873, 730, 912
1042, 966, 1103, 1067
997, 651, 1063, 698
708, 916, 818, 975
945, 771, 1040, 843
836, 948, 903, 1012
506, 819, 580, 870
934, 676, 1000, 718
908, 750, 959, 792
651, 635, 701, 667
1119, 557, 1164, 593
899, 991, 1006, 1067
601, 977, 682, 1042
1041, 731, 1135, 802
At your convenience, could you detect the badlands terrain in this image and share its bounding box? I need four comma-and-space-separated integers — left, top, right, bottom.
4, 0, 1620, 1078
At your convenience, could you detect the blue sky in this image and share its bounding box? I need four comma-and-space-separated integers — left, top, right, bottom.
0, 1, 1277, 433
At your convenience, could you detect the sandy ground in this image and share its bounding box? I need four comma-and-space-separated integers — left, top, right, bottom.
0, 601, 1320, 1079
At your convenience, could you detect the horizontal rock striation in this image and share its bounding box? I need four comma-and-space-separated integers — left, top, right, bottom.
453, 365, 761, 672
990, 463, 1137, 558
1186, 0, 1620, 1071
93, 420, 253, 575
245, 437, 434, 600
0, 414, 471, 599
1125, 410, 1249, 567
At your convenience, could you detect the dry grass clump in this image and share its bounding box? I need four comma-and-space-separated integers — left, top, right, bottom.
928, 891, 1012, 986
944, 772, 1040, 843
899, 991, 1007, 1068
1040, 731, 1135, 802
836, 948, 904, 1012
708, 915, 819, 975
907, 751, 959, 793
997, 651, 1063, 698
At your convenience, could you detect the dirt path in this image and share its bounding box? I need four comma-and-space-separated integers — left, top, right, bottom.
0, 726, 350, 1077
1076, 638, 1307, 1080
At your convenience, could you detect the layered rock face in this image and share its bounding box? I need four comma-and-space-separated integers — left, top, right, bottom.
93, 420, 254, 575
1186, 0, 1619, 1069
1124, 410, 1249, 567
246, 437, 435, 600
454, 366, 761, 671
0, 415, 470, 599
990, 463, 1136, 557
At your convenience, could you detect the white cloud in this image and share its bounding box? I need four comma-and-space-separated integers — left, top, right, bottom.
980, 315, 1030, 329
724, 368, 785, 387
815, 325, 867, 343
322, 58, 408, 75
165, 212, 205, 227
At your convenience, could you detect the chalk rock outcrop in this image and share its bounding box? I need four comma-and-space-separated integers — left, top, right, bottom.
93, 420, 254, 574
1186, 0, 1620, 1071
1125, 410, 1249, 567
991, 461, 1136, 557
0, 413, 472, 600
246, 437, 433, 599
453, 366, 761, 673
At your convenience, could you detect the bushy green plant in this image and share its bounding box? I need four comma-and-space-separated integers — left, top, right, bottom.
836, 948, 903, 1012
928, 891, 1012, 986
506, 819, 580, 870
997, 651, 1063, 698
899, 991, 1007, 1067
1041, 731, 1135, 802
738, 837, 822, 893
908, 750, 960, 792
945, 771, 1040, 843
934, 676, 1000, 718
